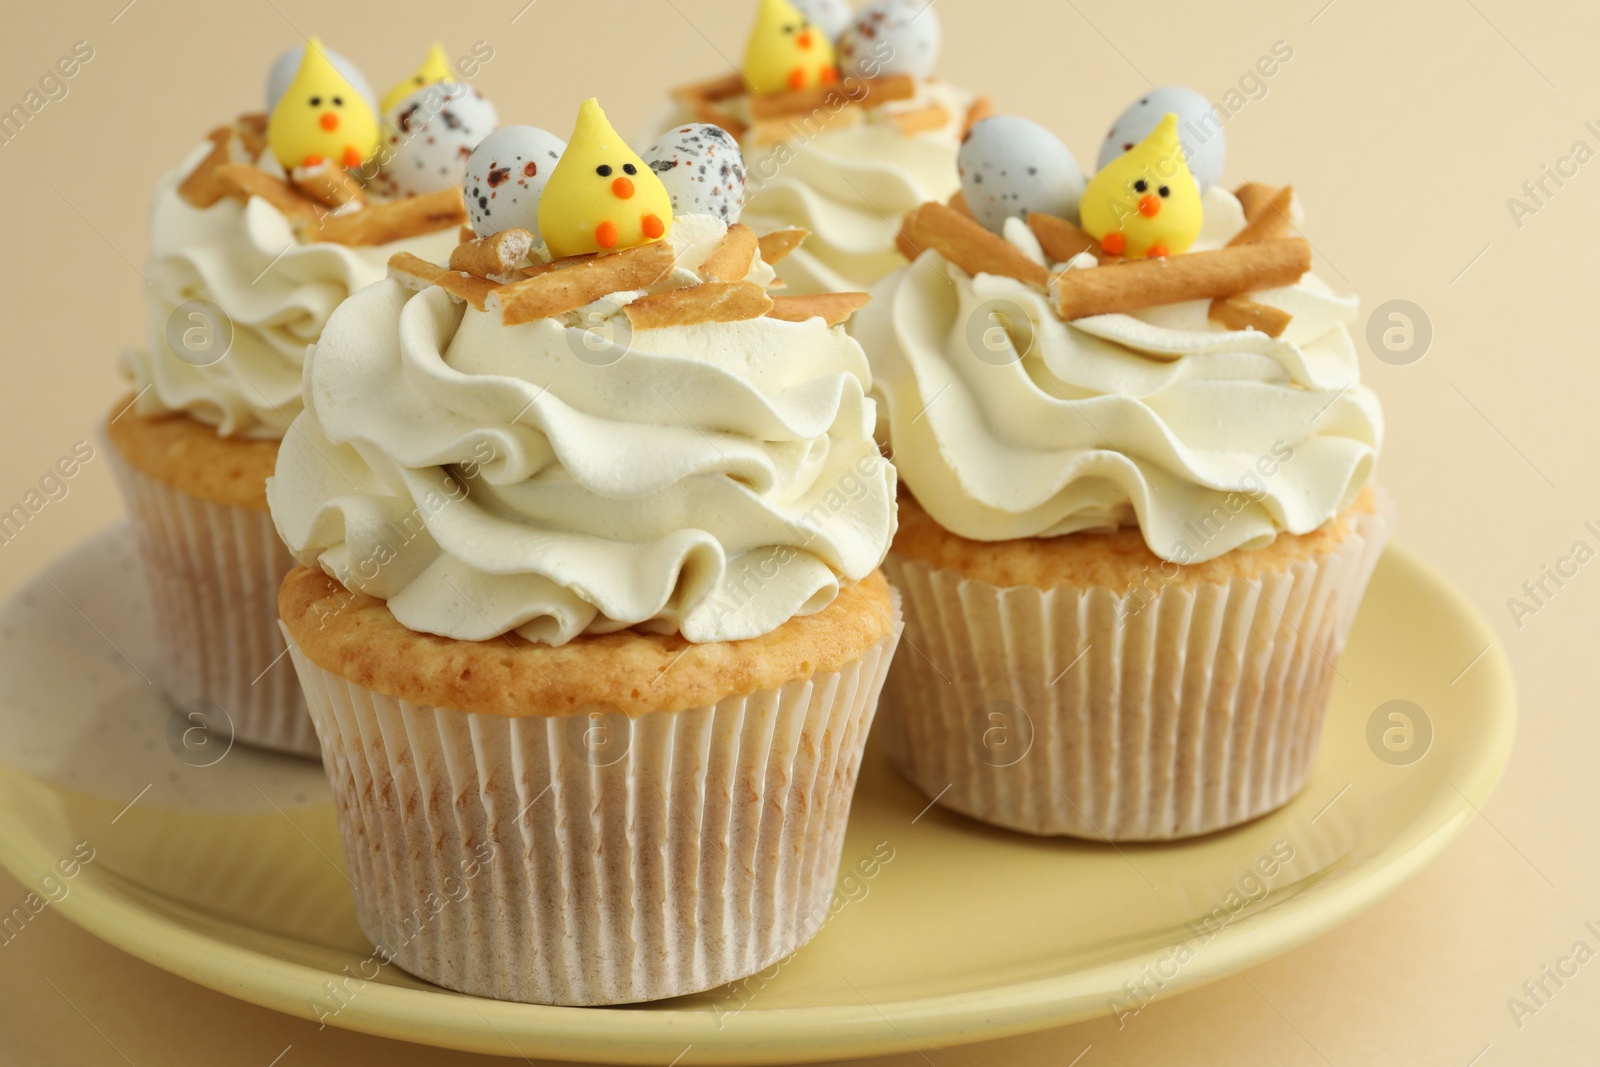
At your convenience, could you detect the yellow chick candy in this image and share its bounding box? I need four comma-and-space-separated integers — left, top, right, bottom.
538, 99, 673, 259
1079, 113, 1203, 259
380, 42, 454, 115
743, 0, 840, 94
266, 38, 380, 171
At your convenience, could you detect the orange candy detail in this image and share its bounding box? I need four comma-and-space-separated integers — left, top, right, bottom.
342, 145, 363, 169
1138, 194, 1160, 218
319, 111, 340, 131
595, 220, 619, 248
787, 67, 806, 90
1147, 244, 1169, 258
612, 176, 635, 199
1100, 232, 1126, 256
820, 66, 839, 84
641, 214, 665, 239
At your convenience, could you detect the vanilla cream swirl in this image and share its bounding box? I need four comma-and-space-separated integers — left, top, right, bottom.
268, 219, 895, 644
852, 187, 1382, 563
660, 79, 970, 295
123, 139, 457, 439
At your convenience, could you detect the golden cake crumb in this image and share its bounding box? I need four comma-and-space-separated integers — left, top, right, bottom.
279, 566, 895, 717
891, 484, 1383, 592
104, 396, 278, 512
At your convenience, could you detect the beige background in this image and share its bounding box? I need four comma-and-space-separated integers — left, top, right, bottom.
0, 0, 1593, 1063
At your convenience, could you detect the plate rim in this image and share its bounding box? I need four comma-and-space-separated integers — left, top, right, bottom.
0, 530, 1517, 1065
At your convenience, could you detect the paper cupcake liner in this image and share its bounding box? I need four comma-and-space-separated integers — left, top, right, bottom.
107, 449, 315, 757
281, 594, 901, 1006
879, 502, 1394, 841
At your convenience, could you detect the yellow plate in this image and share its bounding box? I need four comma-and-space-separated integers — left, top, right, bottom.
0, 526, 1514, 1065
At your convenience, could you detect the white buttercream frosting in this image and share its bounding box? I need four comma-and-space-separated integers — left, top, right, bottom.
852, 187, 1382, 563
123, 140, 458, 439
268, 219, 896, 645
659, 78, 970, 295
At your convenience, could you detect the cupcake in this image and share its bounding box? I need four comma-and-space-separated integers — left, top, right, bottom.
109, 40, 494, 756
269, 99, 900, 1005
655, 0, 989, 295
851, 101, 1390, 840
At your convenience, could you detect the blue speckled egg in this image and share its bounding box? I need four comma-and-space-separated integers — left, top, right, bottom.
462, 125, 566, 237
958, 115, 1085, 234
374, 82, 498, 199
792, 0, 852, 40
1097, 86, 1226, 192
642, 124, 747, 223
265, 43, 375, 113
838, 0, 941, 81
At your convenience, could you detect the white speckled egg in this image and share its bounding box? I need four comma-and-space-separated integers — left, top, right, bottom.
958, 115, 1085, 234
838, 0, 941, 81
642, 124, 747, 223
792, 0, 852, 40
373, 82, 498, 199
462, 125, 567, 237
1097, 86, 1226, 191
265, 43, 375, 113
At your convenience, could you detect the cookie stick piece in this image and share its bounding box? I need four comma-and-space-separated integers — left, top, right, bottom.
1208, 295, 1292, 338
899, 201, 1051, 288
697, 223, 759, 282
756, 227, 808, 265
1053, 238, 1311, 319
1028, 212, 1115, 265
767, 292, 870, 326
451, 228, 536, 279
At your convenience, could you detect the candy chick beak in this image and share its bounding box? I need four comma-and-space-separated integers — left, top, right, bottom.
1138, 194, 1160, 217
797, 31, 814, 48
320, 111, 340, 131
612, 176, 635, 199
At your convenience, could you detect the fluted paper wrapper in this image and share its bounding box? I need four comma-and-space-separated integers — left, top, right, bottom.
281, 596, 900, 1006
880, 505, 1394, 841
107, 450, 315, 757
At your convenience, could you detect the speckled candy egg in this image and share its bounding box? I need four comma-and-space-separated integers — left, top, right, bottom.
838, 0, 942, 81
958, 116, 1085, 234
792, 0, 852, 40
265, 43, 375, 113
375, 82, 498, 199
1097, 86, 1226, 192
462, 125, 567, 237
642, 124, 747, 223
